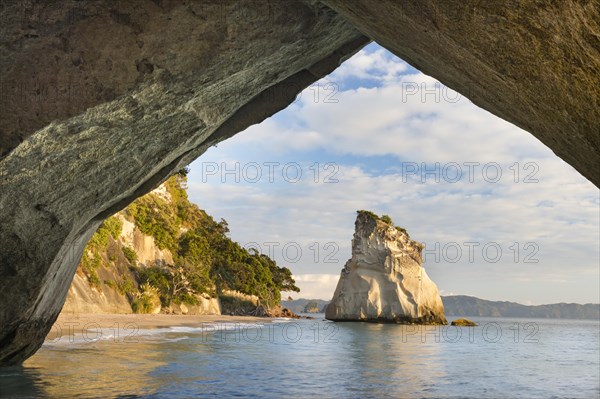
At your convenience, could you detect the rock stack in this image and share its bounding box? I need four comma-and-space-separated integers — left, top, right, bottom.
326, 211, 447, 324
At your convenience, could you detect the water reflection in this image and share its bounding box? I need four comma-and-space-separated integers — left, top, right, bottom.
12, 339, 171, 398
0, 366, 47, 398
0, 318, 598, 398
337, 323, 446, 397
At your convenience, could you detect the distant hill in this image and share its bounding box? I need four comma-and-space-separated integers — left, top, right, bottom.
282, 298, 330, 314
442, 295, 599, 320
283, 296, 600, 320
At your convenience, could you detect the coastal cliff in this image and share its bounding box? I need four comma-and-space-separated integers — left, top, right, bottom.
62, 219, 222, 316
62, 172, 298, 317
326, 211, 447, 324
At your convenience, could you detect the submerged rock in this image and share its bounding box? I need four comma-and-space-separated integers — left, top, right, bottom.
326, 211, 447, 325
451, 318, 478, 327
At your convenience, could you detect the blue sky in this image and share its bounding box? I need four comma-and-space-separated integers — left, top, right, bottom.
187, 43, 600, 305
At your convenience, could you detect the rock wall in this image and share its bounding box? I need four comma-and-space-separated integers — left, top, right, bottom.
61, 274, 133, 315
326, 212, 447, 324
169, 298, 222, 316
0, 1, 367, 365
119, 215, 174, 267
61, 215, 141, 315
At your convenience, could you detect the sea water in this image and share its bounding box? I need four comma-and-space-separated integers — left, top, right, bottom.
1, 316, 598, 398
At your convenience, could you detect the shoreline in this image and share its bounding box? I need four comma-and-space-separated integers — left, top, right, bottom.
47, 313, 274, 342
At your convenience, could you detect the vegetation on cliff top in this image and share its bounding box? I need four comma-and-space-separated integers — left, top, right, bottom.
80, 171, 299, 312
356, 210, 409, 237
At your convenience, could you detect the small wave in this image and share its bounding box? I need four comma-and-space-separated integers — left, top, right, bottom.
161, 336, 190, 343
42, 322, 271, 346
168, 322, 265, 334
271, 318, 294, 323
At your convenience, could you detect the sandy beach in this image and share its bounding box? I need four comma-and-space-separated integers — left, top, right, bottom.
47, 313, 273, 342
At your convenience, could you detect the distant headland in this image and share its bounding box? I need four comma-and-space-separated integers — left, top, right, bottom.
284, 296, 600, 320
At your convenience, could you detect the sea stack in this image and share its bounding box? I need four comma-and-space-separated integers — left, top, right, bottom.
326, 211, 447, 324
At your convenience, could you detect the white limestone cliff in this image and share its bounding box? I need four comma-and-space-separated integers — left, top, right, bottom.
62, 183, 219, 316
326, 212, 447, 324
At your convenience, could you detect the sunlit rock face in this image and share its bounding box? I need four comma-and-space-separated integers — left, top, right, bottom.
326, 213, 447, 325
324, 0, 600, 187
0, 0, 367, 365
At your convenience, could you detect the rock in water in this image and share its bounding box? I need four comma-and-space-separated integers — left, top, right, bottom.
451, 318, 478, 327
326, 211, 447, 325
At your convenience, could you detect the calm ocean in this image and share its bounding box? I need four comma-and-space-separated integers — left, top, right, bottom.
1, 316, 598, 398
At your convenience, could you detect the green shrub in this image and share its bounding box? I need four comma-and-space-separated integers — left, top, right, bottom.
103, 216, 123, 240
88, 216, 123, 248
88, 271, 101, 287
137, 265, 174, 305
88, 227, 110, 248
176, 292, 200, 306
380, 214, 393, 225
357, 210, 379, 220
117, 277, 136, 296
81, 251, 102, 288
122, 246, 138, 265
131, 297, 154, 314
129, 196, 179, 250
132, 283, 161, 314
395, 226, 409, 237
104, 280, 117, 290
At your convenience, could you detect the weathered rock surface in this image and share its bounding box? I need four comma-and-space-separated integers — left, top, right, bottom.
62, 273, 134, 315
326, 212, 447, 324
119, 215, 173, 267
324, 0, 600, 186
0, 1, 367, 365
168, 299, 221, 316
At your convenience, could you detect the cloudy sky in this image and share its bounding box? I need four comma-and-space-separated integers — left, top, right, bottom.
187, 43, 599, 305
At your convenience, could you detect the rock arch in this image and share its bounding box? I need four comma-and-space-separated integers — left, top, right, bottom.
0, 0, 598, 365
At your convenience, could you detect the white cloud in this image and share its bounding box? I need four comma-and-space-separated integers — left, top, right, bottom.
329, 46, 409, 83
228, 69, 551, 165
284, 274, 340, 300
187, 44, 600, 305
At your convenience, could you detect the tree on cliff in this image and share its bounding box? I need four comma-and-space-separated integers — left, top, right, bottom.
80, 174, 299, 311
380, 214, 393, 225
